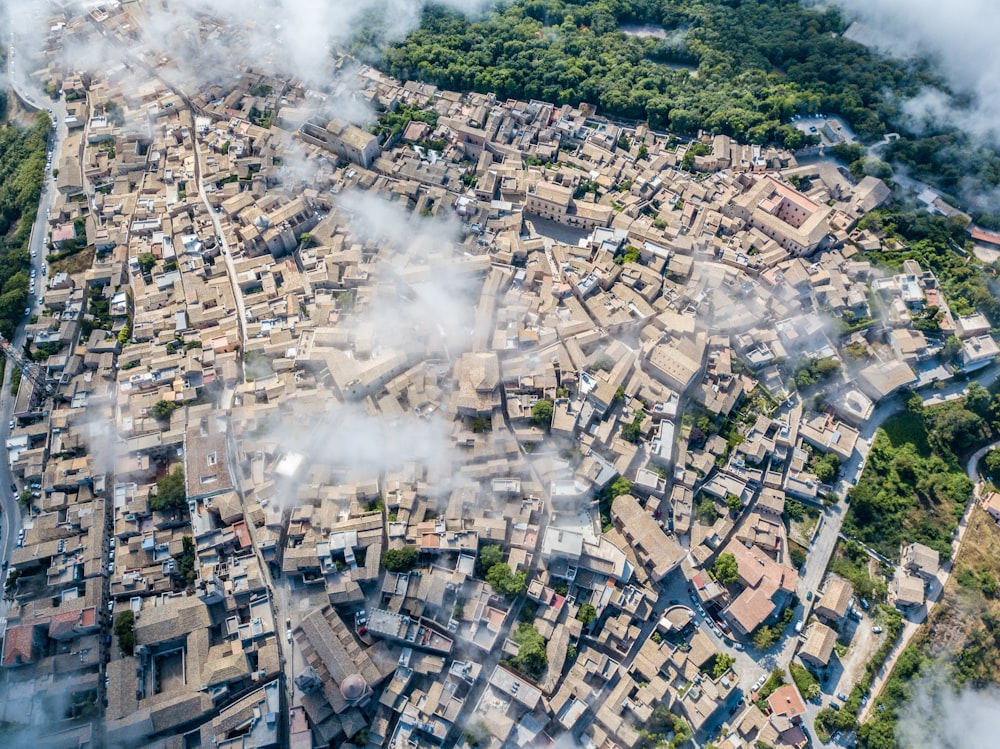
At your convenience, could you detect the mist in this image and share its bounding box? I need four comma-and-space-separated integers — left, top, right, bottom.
895, 664, 1000, 749
829, 0, 1000, 143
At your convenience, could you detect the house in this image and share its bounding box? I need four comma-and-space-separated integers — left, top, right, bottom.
900, 542, 939, 581
893, 573, 925, 609
814, 577, 853, 623
611, 494, 684, 582
767, 684, 807, 724
962, 334, 999, 371
721, 541, 798, 637
799, 623, 837, 668
982, 492, 1000, 525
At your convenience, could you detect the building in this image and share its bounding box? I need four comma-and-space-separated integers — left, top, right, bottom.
962, 334, 999, 371
767, 684, 807, 724
901, 542, 939, 581
722, 540, 798, 637
799, 623, 837, 668
610, 494, 684, 582
300, 118, 381, 168
727, 176, 832, 255
814, 577, 853, 623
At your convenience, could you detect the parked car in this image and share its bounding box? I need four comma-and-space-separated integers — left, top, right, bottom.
836, 692, 848, 701
872, 626, 883, 634
806, 591, 813, 601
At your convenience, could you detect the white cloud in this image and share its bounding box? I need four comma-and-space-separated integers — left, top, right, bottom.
831, 0, 1000, 142
895, 665, 1000, 749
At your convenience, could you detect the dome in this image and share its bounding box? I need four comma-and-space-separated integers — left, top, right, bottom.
340, 673, 368, 701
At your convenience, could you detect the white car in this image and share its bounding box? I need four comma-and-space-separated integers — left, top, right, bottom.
753, 675, 766, 692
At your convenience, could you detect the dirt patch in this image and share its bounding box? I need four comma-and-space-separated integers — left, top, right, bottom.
916, 505, 1000, 683
833, 615, 881, 695
50, 246, 96, 275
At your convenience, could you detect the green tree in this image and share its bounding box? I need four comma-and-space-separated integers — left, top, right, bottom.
789, 662, 821, 699
114, 610, 135, 655
713, 653, 736, 678
725, 493, 742, 514
510, 622, 547, 678
531, 399, 553, 429
753, 625, 780, 650
150, 466, 186, 512
941, 335, 963, 363
137, 253, 156, 273
176, 535, 196, 585
18, 489, 31, 508
486, 562, 527, 597
713, 552, 739, 585
576, 603, 597, 626
383, 546, 419, 571
150, 400, 180, 421
478, 544, 503, 575
985, 448, 1000, 480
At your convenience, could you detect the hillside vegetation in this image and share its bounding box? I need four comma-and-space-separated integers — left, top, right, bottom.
0, 113, 48, 339
843, 392, 989, 560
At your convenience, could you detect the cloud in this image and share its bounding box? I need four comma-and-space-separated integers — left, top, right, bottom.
829, 0, 1000, 142
895, 664, 1000, 749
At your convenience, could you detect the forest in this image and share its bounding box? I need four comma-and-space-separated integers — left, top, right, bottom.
383, 0, 925, 145
0, 114, 48, 340
381, 0, 1000, 222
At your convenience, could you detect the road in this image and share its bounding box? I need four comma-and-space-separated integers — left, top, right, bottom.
0, 32, 68, 609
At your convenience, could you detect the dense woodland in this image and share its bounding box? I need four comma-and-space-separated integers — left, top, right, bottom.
0, 114, 48, 340
381, 0, 1000, 221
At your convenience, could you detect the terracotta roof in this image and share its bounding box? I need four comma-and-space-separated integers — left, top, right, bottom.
767, 683, 806, 720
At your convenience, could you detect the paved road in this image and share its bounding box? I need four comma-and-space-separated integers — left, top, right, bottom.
0, 33, 68, 607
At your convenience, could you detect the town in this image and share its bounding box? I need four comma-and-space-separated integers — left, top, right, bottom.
1, 4, 999, 749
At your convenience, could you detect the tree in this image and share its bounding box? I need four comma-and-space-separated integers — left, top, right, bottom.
637, 144, 649, 160
486, 562, 527, 597
531, 399, 553, 429
150, 400, 180, 421
137, 253, 156, 273
176, 535, 196, 585
510, 622, 547, 678
622, 411, 644, 443
965, 381, 991, 417
713, 552, 739, 585
18, 489, 31, 508
713, 653, 736, 678
576, 603, 597, 626
150, 466, 186, 512
753, 625, 780, 650
985, 448, 1000, 480
725, 493, 742, 514
941, 335, 963, 363
383, 546, 419, 571
114, 610, 135, 655
478, 544, 503, 575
